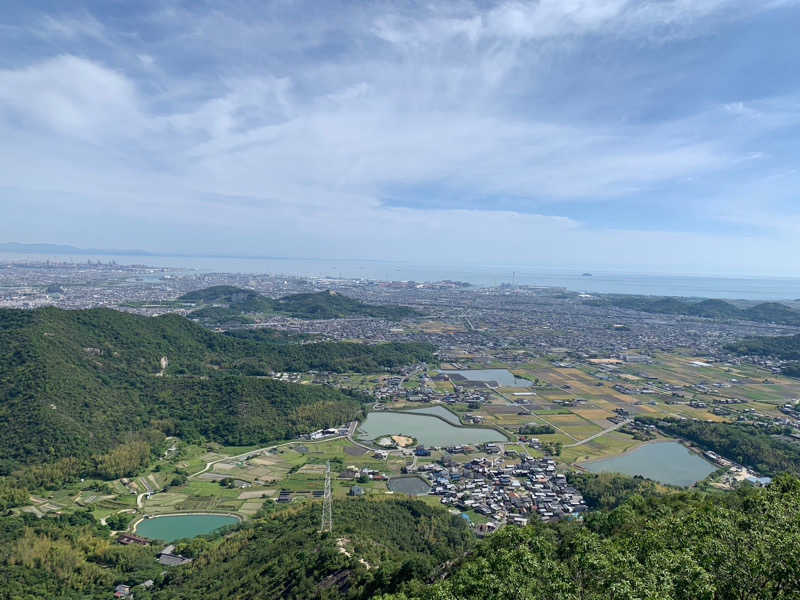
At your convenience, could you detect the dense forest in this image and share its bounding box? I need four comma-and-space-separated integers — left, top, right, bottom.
378, 475, 800, 600
7, 475, 799, 599
180, 286, 421, 322
0, 497, 472, 600
600, 295, 800, 326
637, 417, 800, 476
0, 509, 165, 600
567, 472, 662, 510
147, 497, 473, 600
0, 307, 432, 467
725, 333, 800, 360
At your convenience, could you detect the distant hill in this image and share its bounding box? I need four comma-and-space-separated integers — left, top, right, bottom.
0, 242, 151, 255
275, 290, 420, 319
601, 295, 800, 326
0, 307, 433, 466
179, 286, 421, 321
726, 333, 800, 361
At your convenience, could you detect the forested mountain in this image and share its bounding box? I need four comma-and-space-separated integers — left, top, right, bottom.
601, 295, 800, 325
180, 286, 421, 322
0, 308, 432, 466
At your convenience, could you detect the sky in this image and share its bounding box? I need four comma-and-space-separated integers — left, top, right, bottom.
1, 0, 800, 275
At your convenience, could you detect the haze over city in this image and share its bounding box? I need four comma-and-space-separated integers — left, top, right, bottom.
2, 1, 800, 275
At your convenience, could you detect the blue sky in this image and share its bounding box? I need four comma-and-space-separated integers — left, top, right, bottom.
1, 1, 799, 275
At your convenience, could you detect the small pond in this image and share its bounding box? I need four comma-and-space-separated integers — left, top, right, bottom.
357, 411, 507, 446
388, 476, 431, 495
442, 369, 531, 388
583, 442, 717, 487
135, 514, 239, 542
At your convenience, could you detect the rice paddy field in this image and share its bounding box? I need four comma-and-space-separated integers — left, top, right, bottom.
23, 349, 800, 532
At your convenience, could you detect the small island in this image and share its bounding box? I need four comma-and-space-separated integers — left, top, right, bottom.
375, 434, 416, 448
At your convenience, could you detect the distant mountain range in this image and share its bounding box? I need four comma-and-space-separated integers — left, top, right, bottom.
0, 242, 297, 261
0, 242, 152, 256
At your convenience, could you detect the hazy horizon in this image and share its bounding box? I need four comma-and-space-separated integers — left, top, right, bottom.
2, 1, 800, 276
9, 241, 800, 285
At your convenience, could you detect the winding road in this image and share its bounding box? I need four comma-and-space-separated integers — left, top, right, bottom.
187, 421, 375, 480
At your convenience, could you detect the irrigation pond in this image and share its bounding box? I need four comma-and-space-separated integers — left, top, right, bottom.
357, 411, 507, 446
582, 441, 717, 487
135, 514, 239, 542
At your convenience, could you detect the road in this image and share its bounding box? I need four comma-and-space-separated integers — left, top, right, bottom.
188, 421, 369, 479
565, 419, 631, 447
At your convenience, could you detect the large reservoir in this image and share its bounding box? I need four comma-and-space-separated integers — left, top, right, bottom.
357, 411, 507, 446
583, 442, 717, 487
135, 514, 239, 542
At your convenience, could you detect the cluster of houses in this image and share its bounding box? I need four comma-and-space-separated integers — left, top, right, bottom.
416, 456, 587, 527
338, 465, 388, 481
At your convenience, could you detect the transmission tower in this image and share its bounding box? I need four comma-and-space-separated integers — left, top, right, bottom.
320, 461, 332, 533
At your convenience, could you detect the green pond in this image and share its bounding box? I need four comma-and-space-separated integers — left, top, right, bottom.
584, 442, 716, 487
442, 368, 531, 387
135, 514, 239, 542
357, 411, 507, 446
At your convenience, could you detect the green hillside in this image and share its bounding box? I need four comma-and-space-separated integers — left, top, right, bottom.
0, 497, 472, 600
0, 308, 432, 466
274, 290, 421, 320
180, 286, 274, 312
150, 497, 473, 600
4, 474, 800, 599
602, 295, 800, 325
179, 286, 421, 322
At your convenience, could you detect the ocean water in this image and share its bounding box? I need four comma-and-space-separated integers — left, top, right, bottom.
3, 252, 800, 300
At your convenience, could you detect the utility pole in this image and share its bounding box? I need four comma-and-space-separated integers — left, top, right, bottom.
320, 461, 332, 533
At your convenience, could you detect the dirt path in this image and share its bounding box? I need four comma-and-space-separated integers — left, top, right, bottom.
565, 419, 631, 448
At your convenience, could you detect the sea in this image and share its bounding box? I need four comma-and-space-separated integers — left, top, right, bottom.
3, 252, 800, 301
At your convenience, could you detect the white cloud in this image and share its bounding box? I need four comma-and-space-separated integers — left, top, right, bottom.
0, 55, 142, 140
0, 1, 798, 273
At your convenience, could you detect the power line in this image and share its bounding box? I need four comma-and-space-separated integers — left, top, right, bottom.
320, 461, 332, 533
